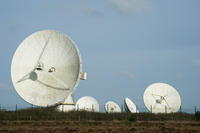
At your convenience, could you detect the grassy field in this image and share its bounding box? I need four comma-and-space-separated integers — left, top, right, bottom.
0, 106, 196, 121
0, 120, 200, 133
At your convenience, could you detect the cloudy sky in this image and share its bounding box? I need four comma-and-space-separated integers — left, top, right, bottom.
0, 0, 200, 111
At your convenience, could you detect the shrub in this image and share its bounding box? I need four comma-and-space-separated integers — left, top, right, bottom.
128, 114, 137, 122
195, 111, 200, 121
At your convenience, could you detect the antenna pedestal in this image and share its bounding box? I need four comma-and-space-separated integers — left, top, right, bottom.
57, 93, 75, 112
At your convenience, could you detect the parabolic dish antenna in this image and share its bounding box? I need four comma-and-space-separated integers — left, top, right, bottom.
105, 101, 121, 113
11, 30, 82, 107
124, 98, 139, 113
75, 96, 99, 112
143, 83, 181, 113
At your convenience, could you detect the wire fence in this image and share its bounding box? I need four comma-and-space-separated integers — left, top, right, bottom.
1, 104, 199, 114
0, 104, 200, 121
103, 105, 200, 114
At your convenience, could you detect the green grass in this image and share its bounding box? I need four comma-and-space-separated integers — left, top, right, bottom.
0, 106, 196, 121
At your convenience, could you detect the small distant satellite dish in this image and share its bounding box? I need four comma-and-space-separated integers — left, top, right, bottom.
11, 30, 83, 107
75, 96, 99, 112
124, 98, 139, 113
105, 101, 121, 113
143, 83, 181, 113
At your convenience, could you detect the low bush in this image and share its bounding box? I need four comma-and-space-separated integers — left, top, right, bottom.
195, 111, 200, 121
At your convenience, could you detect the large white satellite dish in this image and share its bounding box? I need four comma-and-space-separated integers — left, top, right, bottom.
75, 96, 99, 112
143, 83, 181, 113
124, 98, 139, 113
105, 101, 121, 113
11, 30, 83, 107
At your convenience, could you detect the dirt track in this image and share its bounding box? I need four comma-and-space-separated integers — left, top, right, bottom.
0, 120, 200, 133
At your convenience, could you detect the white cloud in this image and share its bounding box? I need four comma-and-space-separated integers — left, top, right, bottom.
82, 7, 103, 17
120, 71, 135, 80
108, 0, 152, 15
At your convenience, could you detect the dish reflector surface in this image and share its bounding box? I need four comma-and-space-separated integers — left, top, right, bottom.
105, 101, 121, 113
11, 30, 82, 107
124, 98, 139, 113
75, 96, 99, 112
143, 83, 181, 113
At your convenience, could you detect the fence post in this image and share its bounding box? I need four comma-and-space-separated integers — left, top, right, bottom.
92, 104, 94, 112
16, 104, 18, 120
62, 105, 64, 112
46, 105, 48, 120
31, 104, 34, 120
78, 115, 80, 121
179, 106, 182, 120
16, 104, 18, 112
106, 104, 109, 120
78, 104, 80, 121
136, 105, 138, 121
150, 105, 152, 120
0, 104, 2, 120
194, 106, 197, 121
62, 105, 65, 120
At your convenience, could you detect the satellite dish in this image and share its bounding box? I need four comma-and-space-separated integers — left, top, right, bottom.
11, 30, 83, 107
124, 97, 139, 113
105, 101, 121, 113
75, 96, 99, 112
143, 83, 181, 113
